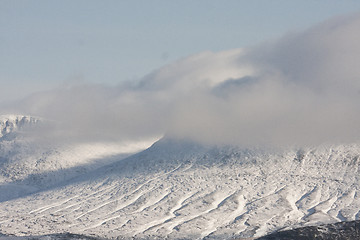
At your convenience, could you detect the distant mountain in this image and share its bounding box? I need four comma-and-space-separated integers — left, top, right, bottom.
0, 115, 40, 139
1, 137, 360, 239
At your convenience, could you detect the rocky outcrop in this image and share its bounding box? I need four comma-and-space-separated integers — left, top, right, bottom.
0, 115, 40, 138
258, 220, 360, 240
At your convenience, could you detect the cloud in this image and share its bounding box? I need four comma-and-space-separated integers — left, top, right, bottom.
167, 12, 360, 146
246, 13, 360, 93
3, 12, 360, 147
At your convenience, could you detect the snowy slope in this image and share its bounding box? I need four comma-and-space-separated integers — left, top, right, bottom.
1, 137, 360, 239
0, 115, 156, 202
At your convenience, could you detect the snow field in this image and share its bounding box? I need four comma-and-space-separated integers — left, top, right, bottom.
1, 140, 360, 239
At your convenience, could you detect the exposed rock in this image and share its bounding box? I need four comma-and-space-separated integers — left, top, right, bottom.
258, 220, 360, 240
0, 115, 40, 139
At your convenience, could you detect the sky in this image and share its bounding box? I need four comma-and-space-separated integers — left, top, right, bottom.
1, 1, 360, 147
2, 0, 360, 103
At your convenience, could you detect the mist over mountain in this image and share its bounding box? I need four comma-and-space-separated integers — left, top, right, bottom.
0, 115, 40, 139
2, 13, 360, 147
0, 115, 155, 202
1, 11, 360, 240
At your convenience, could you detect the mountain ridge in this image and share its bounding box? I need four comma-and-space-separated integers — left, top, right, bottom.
0, 115, 40, 139
1, 136, 360, 239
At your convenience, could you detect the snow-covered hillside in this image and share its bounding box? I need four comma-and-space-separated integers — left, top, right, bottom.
0, 115, 156, 202
1, 137, 360, 239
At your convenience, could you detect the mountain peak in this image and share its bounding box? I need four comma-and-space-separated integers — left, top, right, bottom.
0, 115, 40, 138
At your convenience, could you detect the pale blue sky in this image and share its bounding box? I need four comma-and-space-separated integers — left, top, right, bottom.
1, 0, 360, 103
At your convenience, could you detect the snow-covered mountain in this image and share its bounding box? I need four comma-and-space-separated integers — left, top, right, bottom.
0, 115, 39, 139
0, 115, 156, 202
1, 134, 360, 239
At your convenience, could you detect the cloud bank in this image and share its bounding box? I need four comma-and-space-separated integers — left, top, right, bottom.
3, 12, 360, 147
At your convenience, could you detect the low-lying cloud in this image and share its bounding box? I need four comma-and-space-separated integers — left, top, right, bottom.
3, 12, 360, 147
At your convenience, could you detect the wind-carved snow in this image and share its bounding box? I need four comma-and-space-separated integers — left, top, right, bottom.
1, 138, 360, 239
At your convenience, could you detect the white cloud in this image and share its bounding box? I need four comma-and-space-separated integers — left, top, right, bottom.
168, 13, 360, 146
3, 12, 360, 147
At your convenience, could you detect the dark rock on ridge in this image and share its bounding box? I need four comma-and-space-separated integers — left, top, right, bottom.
257, 220, 360, 240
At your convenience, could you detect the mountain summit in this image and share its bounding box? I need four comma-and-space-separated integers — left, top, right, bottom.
0, 115, 40, 139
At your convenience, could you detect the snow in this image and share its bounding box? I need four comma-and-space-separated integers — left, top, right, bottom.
0, 115, 157, 202
1, 116, 360, 239
0, 115, 40, 138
